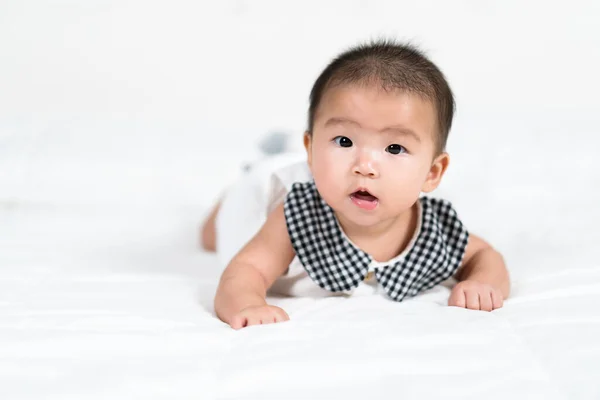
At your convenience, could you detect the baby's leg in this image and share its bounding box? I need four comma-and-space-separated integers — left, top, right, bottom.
200, 200, 222, 252
200, 132, 294, 253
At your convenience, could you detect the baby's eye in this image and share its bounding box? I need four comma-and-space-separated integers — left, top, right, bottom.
333, 136, 353, 148
386, 144, 407, 155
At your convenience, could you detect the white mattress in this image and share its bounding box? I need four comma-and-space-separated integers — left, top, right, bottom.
2, 116, 600, 399
3, 105, 600, 400
1, 196, 599, 399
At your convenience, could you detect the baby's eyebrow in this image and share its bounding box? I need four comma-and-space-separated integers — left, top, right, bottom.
382, 125, 421, 143
324, 117, 421, 143
324, 117, 361, 128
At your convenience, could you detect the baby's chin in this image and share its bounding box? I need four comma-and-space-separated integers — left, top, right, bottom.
334, 197, 417, 228
334, 201, 390, 227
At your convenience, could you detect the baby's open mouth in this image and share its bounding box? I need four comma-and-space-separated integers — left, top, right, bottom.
351, 190, 378, 202
350, 189, 379, 211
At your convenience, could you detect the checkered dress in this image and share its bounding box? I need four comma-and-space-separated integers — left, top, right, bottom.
283, 181, 469, 302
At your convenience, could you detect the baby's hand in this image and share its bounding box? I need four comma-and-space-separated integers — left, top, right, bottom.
229, 305, 290, 330
448, 280, 504, 311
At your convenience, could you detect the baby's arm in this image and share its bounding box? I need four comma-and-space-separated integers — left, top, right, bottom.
214, 202, 295, 329
448, 234, 510, 311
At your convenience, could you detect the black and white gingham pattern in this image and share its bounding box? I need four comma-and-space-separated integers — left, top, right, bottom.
283, 181, 469, 302
375, 197, 469, 301
283, 182, 372, 291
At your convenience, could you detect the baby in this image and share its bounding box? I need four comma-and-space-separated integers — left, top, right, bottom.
202, 40, 510, 330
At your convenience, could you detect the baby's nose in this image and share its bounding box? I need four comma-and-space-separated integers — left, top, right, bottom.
353, 152, 379, 178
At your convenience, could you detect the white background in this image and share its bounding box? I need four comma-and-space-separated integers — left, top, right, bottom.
1, 3, 600, 399
1, 0, 598, 204
1, 1, 599, 258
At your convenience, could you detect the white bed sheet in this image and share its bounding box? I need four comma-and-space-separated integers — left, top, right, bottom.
1, 107, 599, 400
1, 202, 599, 400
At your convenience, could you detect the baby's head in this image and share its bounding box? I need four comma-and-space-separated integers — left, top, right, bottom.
304, 40, 455, 228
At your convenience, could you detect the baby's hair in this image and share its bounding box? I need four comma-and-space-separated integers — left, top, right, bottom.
307, 39, 455, 153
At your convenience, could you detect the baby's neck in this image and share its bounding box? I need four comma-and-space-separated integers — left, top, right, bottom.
335, 202, 420, 263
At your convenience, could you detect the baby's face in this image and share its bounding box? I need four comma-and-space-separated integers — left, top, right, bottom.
306, 84, 442, 228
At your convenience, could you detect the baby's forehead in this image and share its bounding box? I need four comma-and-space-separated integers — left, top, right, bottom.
320, 82, 435, 112
316, 84, 438, 131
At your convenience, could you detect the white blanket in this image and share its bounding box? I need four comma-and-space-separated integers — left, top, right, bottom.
1, 199, 599, 399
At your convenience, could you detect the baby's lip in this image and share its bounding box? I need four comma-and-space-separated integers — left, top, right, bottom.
352, 187, 374, 194
350, 187, 379, 211
350, 187, 378, 200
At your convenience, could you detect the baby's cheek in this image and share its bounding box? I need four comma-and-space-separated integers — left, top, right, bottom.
313, 154, 345, 182
313, 170, 339, 199
311, 166, 345, 207
385, 174, 422, 207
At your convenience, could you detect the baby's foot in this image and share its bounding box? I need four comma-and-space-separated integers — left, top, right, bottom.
242, 131, 291, 172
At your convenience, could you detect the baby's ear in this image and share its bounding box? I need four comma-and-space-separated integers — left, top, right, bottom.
303, 132, 313, 167
421, 152, 450, 193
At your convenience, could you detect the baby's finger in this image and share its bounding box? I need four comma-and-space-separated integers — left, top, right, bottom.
261, 316, 276, 325
230, 315, 248, 330
479, 291, 493, 312
264, 309, 281, 324
448, 288, 466, 308
274, 307, 290, 322
246, 314, 265, 327
491, 290, 504, 310
261, 309, 281, 325
465, 290, 480, 310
